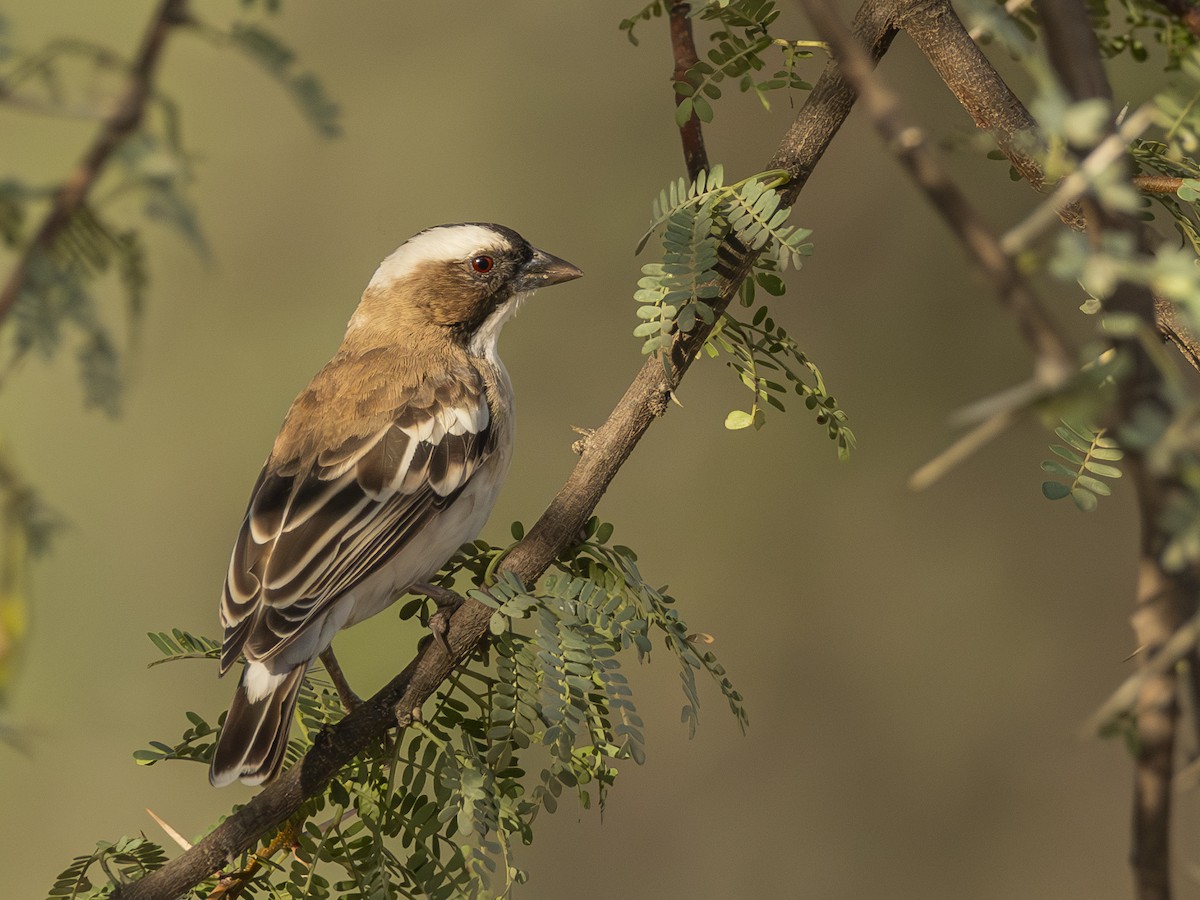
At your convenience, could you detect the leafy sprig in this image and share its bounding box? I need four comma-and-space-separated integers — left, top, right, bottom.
708, 297, 855, 456
678, 0, 816, 123
48, 838, 167, 900
635, 165, 852, 453
634, 164, 811, 356
75, 519, 743, 898
1040, 420, 1124, 511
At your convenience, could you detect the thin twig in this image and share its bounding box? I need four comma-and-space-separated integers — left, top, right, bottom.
1134, 175, 1186, 194
999, 105, 1156, 256
800, 0, 1074, 386
1084, 608, 1200, 739
0, 0, 189, 328
904, 1, 1200, 370
669, 1, 710, 182
908, 405, 1019, 491
114, 3, 907, 896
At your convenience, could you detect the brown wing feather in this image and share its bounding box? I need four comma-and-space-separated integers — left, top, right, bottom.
219, 354, 494, 674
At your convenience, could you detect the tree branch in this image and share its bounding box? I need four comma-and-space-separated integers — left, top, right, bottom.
116, 2, 906, 897
901, 0, 1200, 371
1037, 3, 1197, 898
0, 0, 190, 329
669, 1, 710, 182
799, 0, 1074, 384
802, 4, 1198, 894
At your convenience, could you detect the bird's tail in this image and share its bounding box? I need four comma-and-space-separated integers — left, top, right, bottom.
209, 664, 307, 788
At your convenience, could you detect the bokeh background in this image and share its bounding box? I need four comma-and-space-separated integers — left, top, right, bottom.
1, 1, 1189, 897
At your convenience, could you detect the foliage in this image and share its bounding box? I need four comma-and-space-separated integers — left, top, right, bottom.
1088, 0, 1200, 70
12, 206, 148, 417
47, 837, 167, 900
676, 0, 817, 124
1040, 420, 1124, 511
632, 164, 854, 452
0, 4, 342, 729
623, 0, 820, 119
60, 520, 745, 897
709, 293, 855, 457
0, 9, 340, 411
993, 0, 1200, 69
196, 21, 342, 138
0, 447, 59, 714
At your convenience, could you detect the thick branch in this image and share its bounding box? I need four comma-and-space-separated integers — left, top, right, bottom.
1037, 3, 1197, 898
116, 2, 904, 897
0, 0, 189, 328
800, 0, 1074, 382
902, 0, 1200, 370
905, 1, 1054, 190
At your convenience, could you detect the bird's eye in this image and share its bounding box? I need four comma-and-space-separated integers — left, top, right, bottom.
471, 255, 494, 274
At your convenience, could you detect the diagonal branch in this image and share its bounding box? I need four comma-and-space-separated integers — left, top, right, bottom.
900, 0, 1200, 371
0, 0, 190, 329
115, 2, 905, 897
798, 0, 1074, 384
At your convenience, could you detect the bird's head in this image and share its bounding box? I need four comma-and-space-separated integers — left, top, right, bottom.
350, 223, 582, 356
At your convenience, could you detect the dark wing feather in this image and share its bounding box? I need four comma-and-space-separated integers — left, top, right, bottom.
219, 369, 494, 673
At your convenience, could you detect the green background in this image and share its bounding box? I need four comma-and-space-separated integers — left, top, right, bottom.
0, 2, 1180, 897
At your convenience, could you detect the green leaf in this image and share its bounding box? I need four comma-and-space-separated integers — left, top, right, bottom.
1040, 460, 1077, 479
674, 97, 694, 127
1042, 481, 1071, 500
227, 24, 342, 137
756, 272, 785, 295
1051, 444, 1086, 465
1075, 475, 1112, 496
724, 410, 754, 430
1083, 460, 1122, 478
1071, 487, 1099, 511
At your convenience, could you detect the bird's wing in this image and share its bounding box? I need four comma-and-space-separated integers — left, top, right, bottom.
218, 369, 494, 673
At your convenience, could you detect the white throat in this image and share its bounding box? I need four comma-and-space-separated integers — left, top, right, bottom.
468, 290, 532, 364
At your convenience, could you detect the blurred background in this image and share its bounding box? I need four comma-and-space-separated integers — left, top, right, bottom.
0, 1, 1186, 897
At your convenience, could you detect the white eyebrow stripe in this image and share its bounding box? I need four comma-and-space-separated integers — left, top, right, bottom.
367, 224, 511, 289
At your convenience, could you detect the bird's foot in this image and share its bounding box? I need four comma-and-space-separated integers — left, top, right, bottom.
318, 647, 362, 713
414, 581, 465, 657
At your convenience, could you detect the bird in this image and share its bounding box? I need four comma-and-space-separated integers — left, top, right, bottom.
208, 222, 582, 788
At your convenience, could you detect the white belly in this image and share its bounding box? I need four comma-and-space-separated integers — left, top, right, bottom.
261, 359, 516, 680
340, 440, 512, 630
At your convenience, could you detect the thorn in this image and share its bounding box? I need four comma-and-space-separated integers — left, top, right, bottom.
146, 808, 192, 851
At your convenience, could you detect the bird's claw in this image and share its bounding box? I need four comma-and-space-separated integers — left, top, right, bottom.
318, 647, 362, 713
414, 581, 464, 658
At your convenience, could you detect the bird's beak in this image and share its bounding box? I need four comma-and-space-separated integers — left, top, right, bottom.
516, 248, 584, 291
